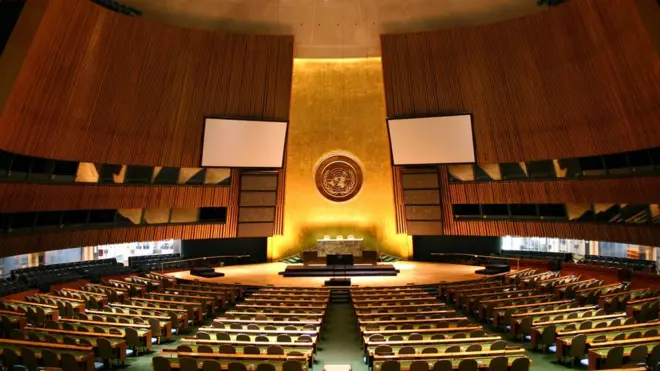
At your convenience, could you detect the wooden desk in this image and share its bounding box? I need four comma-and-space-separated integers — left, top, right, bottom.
373, 355, 530, 371
245, 298, 328, 304
198, 327, 318, 336
357, 310, 455, 318
166, 289, 229, 307
236, 303, 327, 310
355, 303, 445, 311
62, 288, 108, 299
147, 292, 216, 314
26, 326, 152, 351
361, 326, 482, 336
24, 328, 127, 360
180, 338, 315, 352
59, 317, 171, 341
0, 338, 95, 371
353, 297, 438, 305
598, 289, 651, 308
529, 314, 627, 346
0, 310, 27, 329
587, 336, 660, 370
3, 300, 59, 321
162, 350, 309, 361
130, 297, 202, 322
215, 318, 321, 326
509, 306, 600, 335
365, 336, 500, 348
490, 299, 572, 327
556, 326, 660, 361
86, 309, 174, 324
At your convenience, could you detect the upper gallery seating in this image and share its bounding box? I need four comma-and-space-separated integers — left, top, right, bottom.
11, 258, 132, 289
500, 251, 656, 272
128, 254, 184, 272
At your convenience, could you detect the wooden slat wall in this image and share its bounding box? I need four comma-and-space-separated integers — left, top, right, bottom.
448, 176, 660, 205
437, 169, 660, 246
0, 224, 235, 258
0, 183, 232, 212
0, 0, 294, 167
0, 0, 294, 255
391, 166, 407, 234
384, 0, 660, 246
381, 0, 660, 163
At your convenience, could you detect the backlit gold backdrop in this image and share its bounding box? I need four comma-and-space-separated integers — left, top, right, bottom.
269, 58, 411, 260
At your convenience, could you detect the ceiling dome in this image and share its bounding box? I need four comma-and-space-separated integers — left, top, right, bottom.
120, 0, 544, 58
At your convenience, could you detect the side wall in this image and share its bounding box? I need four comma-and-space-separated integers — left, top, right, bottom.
382, 0, 660, 245
0, 0, 293, 256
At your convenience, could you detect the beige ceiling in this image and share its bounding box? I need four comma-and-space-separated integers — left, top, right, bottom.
121, 0, 545, 58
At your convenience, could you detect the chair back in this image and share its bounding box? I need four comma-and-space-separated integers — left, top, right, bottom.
179, 357, 198, 371
227, 362, 247, 371
203, 360, 223, 371
282, 361, 303, 371
458, 359, 478, 371
20, 347, 39, 370
219, 345, 236, 354
604, 346, 624, 369
629, 345, 649, 364
267, 345, 284, 355
381, 361, 401, 371
42, 349, 60, 368
61, 352, 82, 371
256, 364, 277, 371
433, 360, 452, 371
488, 357, 508, 371
410, 361, 429, 371
153, 356, 172, 371
511, 358, 530, 371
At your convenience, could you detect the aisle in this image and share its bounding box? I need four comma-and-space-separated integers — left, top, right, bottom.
315, 302, 368, 371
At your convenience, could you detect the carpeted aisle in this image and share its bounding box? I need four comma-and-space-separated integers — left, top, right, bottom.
315, 303, 369, 371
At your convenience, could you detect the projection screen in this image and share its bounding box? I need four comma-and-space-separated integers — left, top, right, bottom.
201, 118, 287, 168
387, 115, 475, 165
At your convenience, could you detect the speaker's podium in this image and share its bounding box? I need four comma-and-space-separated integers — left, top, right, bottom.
280, 250, 400, 278
326, 254, 354, 266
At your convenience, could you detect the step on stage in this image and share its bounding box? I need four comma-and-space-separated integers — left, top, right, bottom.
280, 264, 399, 277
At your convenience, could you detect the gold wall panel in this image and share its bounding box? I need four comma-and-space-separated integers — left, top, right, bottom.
270, 58, 411, 260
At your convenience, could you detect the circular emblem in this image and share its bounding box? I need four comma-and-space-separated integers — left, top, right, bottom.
314, 154, 363, 202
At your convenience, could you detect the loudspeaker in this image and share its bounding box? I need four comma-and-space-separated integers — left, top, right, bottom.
324, 278, 351, 287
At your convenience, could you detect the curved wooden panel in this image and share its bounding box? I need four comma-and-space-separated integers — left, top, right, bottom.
0, 223, 234, 258
381, 0, 660, 163
435, 168, 660, 246
0, 0, 293, 167
448, 176, 660, 205
0, 183, 233, 212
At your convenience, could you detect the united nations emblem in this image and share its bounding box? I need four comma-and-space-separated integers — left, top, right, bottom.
314, 154, 363, 202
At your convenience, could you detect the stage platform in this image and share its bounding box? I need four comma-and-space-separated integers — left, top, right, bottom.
166, 261, 484, 287
280, 264, 399, 277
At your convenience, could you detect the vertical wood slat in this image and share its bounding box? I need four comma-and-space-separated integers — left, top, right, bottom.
447, 177, 660, 205
0, 0, 294, 168
391, 166, 407, 234
380, 0, 660, 163
0, 183, 233, 212
0, 224, 234, 258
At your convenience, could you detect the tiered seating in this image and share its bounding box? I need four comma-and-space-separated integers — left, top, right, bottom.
354, 283, 530, 371
447, 269, 660, 369
153, 284, 322, 370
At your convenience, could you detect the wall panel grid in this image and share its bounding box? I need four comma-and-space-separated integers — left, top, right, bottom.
236, 172, 279, 237
381, 0, 660, 163
0, 0, 294, 167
